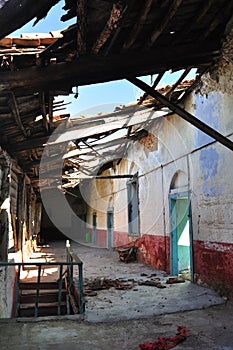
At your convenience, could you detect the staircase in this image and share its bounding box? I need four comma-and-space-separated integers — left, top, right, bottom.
18, 281, 69, 317
1, 243, 85, 318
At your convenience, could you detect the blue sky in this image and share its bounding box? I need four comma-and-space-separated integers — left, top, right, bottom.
11, 0, 196, 117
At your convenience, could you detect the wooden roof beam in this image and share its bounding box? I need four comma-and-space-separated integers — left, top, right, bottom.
92, 1, 124, 55
146, 0, 183, 48
127, 77, 233, 151
77, 0, 87, 55
0, 41, 219, 91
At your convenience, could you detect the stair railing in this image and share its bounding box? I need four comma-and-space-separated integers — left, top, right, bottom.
0, 253, 84, 317
66, 240, 85, 314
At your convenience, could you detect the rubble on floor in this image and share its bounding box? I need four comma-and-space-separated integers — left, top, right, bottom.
83, 274, 170, 296
83, 274, 186, 296
84, 277, 134, 295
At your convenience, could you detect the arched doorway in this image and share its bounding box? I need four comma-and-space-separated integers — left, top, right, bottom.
169, 171, 193, 281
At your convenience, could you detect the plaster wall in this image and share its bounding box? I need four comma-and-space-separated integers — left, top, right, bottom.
84, 63, 233, 297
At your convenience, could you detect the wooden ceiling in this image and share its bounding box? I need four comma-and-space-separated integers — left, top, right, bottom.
0, 0, 232, 191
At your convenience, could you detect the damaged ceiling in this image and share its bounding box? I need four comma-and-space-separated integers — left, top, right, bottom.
0, 0, 232, 192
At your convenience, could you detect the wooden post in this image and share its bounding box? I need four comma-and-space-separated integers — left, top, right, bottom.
16, 174, 26, 251
0, 152, 11, 260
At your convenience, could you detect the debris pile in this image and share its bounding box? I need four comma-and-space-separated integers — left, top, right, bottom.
83, 272, 187, 297
139, 325, 190, 349
84, 277, 134, 296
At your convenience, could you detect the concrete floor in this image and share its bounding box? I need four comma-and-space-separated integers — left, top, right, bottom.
1, 240, 233, 349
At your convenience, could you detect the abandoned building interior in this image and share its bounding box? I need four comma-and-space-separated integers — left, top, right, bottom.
0, 0, 232, 338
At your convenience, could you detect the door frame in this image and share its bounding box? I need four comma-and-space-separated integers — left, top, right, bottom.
107, 208, 114, 249
169, 191, 194, 281
127, 178, 140, 236
92, 212, 97, 244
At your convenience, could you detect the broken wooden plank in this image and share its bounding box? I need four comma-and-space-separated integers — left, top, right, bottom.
63, 136, 130, 159
46, 107, 170, 146
0, 42, 219, 91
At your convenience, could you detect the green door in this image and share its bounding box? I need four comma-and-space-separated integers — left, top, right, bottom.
169, 193, 192, 280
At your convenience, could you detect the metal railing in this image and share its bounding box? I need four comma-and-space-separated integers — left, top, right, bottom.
0, 242, 84, 318
66, 240, 85, 315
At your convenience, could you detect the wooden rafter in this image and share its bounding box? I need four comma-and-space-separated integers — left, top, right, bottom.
165, 67, 192, 99
191, 0, 212, 24
201, 1, 233, 41
77, 0, 87, 55
102, 2, 130, 56
92, 1, 124, 55
138, 71, 165, 105
39, 91, 49, 133
7, 91, 28, 138
173, 0, 212, 45
146, 0, 183, 48
3, 135, 50, 153
123, 0, 153, 49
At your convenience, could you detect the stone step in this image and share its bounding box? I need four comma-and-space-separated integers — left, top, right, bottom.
20, 290, 66, 304
19, 281, 64, 290
19, 301, 67, 317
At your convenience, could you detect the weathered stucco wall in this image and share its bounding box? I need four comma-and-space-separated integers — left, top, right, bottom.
84, 61, 233, 298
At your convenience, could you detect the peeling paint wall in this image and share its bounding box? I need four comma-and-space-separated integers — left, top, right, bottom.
84, 61, 233, 298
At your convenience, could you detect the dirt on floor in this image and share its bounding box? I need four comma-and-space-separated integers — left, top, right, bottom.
1, 240, 232, 350
1, 303, 233, 350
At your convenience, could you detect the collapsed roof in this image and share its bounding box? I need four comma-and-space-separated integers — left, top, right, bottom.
0, 0, 232, 193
